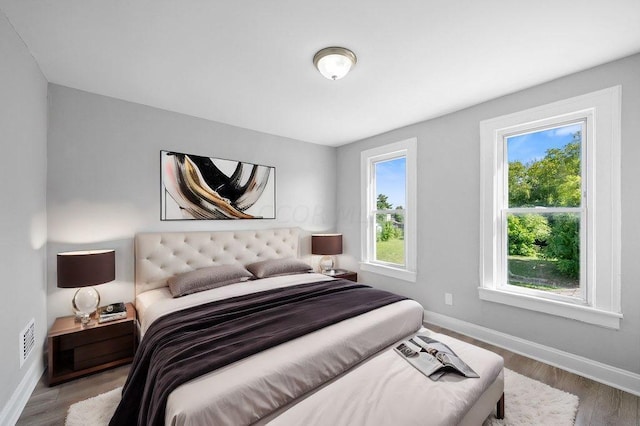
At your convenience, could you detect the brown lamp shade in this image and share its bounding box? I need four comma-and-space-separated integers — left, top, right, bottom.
57, 250, 115, 288
311, 234, 343, 255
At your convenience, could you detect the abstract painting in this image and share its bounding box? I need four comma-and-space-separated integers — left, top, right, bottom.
161, 150, 275, 220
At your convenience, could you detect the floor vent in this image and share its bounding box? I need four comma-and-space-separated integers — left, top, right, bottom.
20, 318, 35, 368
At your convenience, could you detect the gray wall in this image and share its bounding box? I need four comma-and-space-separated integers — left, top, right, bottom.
0, 12, 48, 422
337, 53, 640, 374
46, 85, 337, 325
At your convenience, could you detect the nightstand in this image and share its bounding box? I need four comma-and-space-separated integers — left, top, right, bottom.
47, 303, 137, 386
323, 269, 358, 282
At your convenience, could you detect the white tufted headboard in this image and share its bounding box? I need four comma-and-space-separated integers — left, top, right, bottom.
135, 228, 301, 295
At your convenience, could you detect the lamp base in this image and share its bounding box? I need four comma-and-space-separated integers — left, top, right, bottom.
73, 286, 100, 324
319, 255, 335, 274
75, 313, 92, 325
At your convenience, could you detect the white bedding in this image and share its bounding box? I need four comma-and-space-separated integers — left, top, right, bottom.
134, 273, 503, 426
166, 299, 424, 425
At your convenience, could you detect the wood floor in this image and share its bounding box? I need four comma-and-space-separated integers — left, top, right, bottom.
16, 324, 640, 426
426, 325, 640, 426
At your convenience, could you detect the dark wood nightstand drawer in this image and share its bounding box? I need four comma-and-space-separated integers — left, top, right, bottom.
59, 321, 132, 351
337, 271, 357, 282
74, 334, 134, 370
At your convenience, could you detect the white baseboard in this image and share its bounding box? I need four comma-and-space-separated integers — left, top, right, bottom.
0, 360, 44, 426
424, 309, 640, 397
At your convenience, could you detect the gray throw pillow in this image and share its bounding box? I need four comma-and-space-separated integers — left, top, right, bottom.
168, 264, 254, 297
246, 257, 312, 279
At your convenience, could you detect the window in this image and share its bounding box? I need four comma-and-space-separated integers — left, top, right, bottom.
504, 122, 585, 301
480, 86, 622, 328
361, 138, 417, 282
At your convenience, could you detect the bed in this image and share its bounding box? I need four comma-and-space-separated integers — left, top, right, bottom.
114, 228, 504, 425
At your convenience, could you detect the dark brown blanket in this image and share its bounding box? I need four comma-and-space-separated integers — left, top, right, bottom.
109, 279, 407, 426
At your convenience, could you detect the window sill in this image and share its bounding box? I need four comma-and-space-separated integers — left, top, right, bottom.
478, 287, 622, 329
360, 262, 416, 282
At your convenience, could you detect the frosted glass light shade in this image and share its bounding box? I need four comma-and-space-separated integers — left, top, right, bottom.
313, 47, 357, 80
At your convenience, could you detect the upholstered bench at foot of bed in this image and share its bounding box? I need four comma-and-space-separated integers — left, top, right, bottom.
258, 328, 505, 426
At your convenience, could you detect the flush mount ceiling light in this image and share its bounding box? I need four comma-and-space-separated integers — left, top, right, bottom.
313, 47, 357, 80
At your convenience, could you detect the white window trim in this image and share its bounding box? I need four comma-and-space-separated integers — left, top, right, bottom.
479, 86, 621, 329
360, 138, 417, 282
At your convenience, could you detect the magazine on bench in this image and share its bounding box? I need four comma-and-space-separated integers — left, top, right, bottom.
394, 334, 479, 381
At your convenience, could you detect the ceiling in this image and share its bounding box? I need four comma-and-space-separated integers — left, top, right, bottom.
2, 1, 639, 146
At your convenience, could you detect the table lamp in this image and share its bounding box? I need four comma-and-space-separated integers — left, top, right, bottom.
57, 249, 115, 324
311, 234, 343, 273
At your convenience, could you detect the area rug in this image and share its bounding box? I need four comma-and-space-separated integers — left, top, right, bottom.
65, 386, 121, 426
483, 369, 579, 426
66, 368, 579, 425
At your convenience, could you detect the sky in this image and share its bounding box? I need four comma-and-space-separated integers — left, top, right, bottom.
375, 157, 406, 208
507, 122, 582, 164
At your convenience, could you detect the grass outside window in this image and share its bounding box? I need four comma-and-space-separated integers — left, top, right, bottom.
508, 255, 578, 293
376, 237, 405, 265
